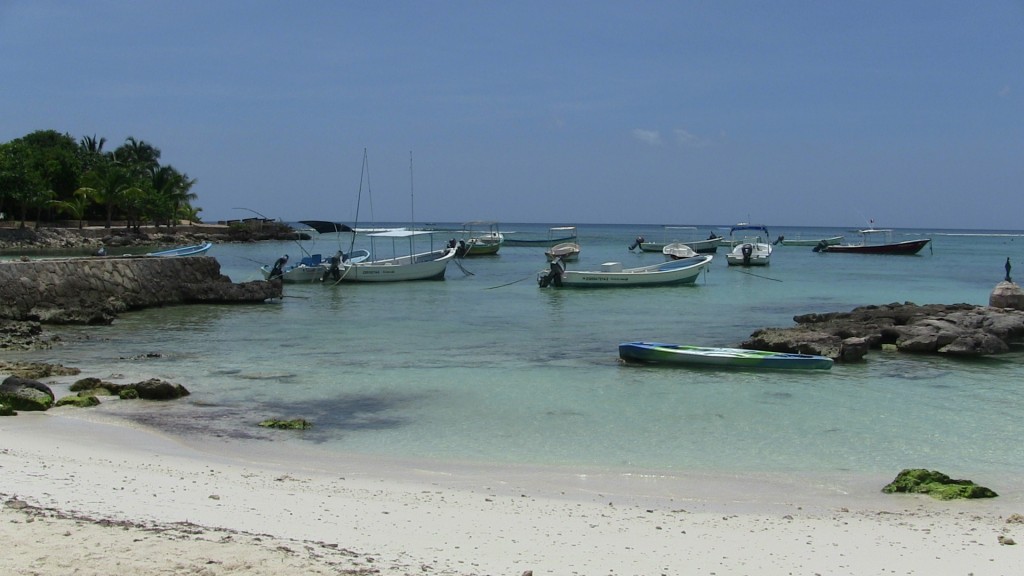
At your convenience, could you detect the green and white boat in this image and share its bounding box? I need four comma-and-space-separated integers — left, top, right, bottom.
618, 342, 833, 370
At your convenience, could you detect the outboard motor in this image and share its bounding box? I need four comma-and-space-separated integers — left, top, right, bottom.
741, 243, 753, 265
812, 240, 828, 253
628, 235, 645, 251
538, 258, 565, 288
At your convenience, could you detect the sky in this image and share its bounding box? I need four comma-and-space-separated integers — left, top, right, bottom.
2, 1, 1022, 230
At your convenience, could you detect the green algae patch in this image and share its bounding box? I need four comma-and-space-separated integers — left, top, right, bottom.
0, 403, 15, 416
259, 419, 312, 430
55, 394, 101, 408
882, 468, 997, 500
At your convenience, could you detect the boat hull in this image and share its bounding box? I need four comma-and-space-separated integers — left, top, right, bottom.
778, 236, 843, 247
546, 242, 581, 262
148, 242, 213, 257
619, 342, 833, 370
340, 249, 455, 282
820, 238, 930, 255
541, 255, 712, 288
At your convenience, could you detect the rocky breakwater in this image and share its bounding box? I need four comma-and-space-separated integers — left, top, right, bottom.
0, 255, 281, 325
740, 300, 1024, 363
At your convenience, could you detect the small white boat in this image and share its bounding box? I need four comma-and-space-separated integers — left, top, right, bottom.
544, 227, 580, 261
538, 254, 713, 288
147, 241, 213, 257
340, 230, 456, 282
662, 243, 698, 260
725, 225, 772, 266
546, 241, 581, 262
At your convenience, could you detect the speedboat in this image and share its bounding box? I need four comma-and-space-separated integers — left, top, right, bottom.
725, 225, 772, 266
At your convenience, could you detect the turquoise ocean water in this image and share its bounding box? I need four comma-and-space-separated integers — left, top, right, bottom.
9, 223, 1024, 485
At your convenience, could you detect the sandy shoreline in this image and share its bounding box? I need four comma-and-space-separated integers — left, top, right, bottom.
3, 410, 1022, 575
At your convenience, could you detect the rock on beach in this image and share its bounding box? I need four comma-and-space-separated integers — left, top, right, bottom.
741, 300, 1024, 362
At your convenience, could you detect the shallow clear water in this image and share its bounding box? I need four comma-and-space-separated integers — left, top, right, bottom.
13, 223, 1024, 479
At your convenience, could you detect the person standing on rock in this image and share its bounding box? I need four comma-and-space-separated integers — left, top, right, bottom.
269, 254, 288, 280
1006, 257, 1012, 282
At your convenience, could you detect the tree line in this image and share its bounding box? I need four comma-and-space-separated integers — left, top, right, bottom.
0, 129, 199, 229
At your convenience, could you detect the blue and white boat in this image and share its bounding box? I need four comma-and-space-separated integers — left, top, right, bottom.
147, 241, 213, 257
618, 341, 833, 370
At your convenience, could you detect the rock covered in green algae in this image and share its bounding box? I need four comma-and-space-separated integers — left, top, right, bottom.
55, 394, 101, 408
882, 468, 998, 500
258, 419, 312, 430
0, 402, 15, 416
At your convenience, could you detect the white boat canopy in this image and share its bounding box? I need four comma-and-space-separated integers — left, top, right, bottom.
367, 229, 438, 238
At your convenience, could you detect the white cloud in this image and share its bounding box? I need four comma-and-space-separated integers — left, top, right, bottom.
674, 128, 710, 148
632, 129, 662, 145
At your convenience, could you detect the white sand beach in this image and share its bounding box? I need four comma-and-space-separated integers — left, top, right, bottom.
2, 410, 1022, 576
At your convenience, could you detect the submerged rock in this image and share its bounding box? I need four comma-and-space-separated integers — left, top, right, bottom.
882, 468, 997, 500
259, 419, 313, 430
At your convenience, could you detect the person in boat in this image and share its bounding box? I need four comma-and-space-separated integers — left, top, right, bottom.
456, 239, 468, 258
269, 254, 288, 280
708, 231, 720, 240
323, 250, 343, 282
1006, 257, 1012, 282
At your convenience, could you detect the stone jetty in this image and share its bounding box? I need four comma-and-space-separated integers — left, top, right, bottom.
0, 255, 280, 325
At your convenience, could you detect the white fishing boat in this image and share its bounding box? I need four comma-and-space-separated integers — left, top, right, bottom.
662, 243, 698, 260
340, 230, 456, 282
538, 254, 713, 288
725, 225, 772, 266
544, 226, 580, 261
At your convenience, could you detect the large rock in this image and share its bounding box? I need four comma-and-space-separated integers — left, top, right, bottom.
0, 375, 55, 411
0, 256, 281, 324
882, 468, 998, 500
740, 302, 1024, 362
990, 281, 1024, 310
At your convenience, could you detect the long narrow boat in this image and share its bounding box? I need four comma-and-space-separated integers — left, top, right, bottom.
503, 225, 578, 247
538, 254, 713, 288
815, 229, 930, 255
632, 226, 721, 254
147, 241, 213, 257
618, 342, 834, 370
776, 235, 843, 247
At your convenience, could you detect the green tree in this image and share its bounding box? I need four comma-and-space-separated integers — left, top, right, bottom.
50, 188, 94, 229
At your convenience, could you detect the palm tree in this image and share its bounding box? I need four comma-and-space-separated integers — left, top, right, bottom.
152, 165, 197, 227
51, 188, 94, 228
